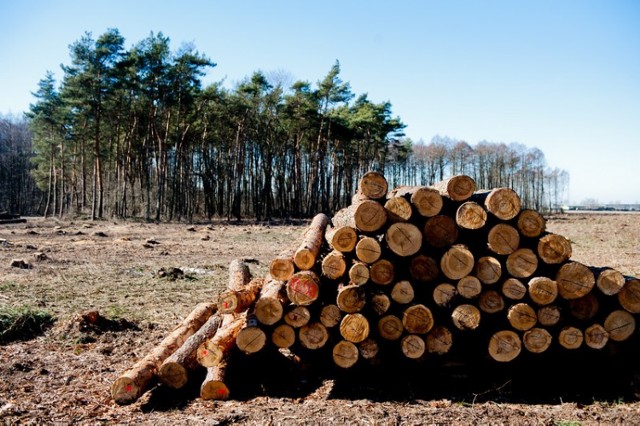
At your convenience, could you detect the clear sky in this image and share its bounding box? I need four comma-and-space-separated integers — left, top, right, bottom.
1, 0, 639, 204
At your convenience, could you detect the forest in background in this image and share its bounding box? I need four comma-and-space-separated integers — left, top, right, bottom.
0, 29, 568, 221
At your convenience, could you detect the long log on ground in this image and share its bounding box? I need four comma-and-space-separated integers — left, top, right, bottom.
111, 302, 217, 404
604, 310, 636, 342
432, 175, 476, 201
294, 213, 330, 270
197, 313, 247, 367
388, 185, 443, 217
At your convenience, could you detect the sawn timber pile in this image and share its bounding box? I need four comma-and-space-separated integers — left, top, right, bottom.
111, 171, 640, 405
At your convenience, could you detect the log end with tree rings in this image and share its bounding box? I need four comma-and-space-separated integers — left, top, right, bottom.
358, 338, 380, 360
158, 361, 188, 389
618, 278, 640, 314
283, 306, 311, 328
558, 326, 583, 350
391, 280, 415, 304
478, 290, 505, 314
299, 322, 329, 349
378, 314, 404, 341
384, 196, 413, 222
507, 303, 537, 331
411, 186, 443, 217
440, 245, 474, 280
358, 170, 388, 199
502, 278, 527, 301
370, 292, 391, 315
326, 225, 358, 253
370, 259, 395, 285
355, 236, 382, 264
426, 325, 453, 355
488, 330, 522, 362
456, 201, 487, 230
321, 250, 347, 280
271, 323, 296, 349
556, 261, 595, 300
401, 334, 426, 359
523, 327, 552, 354
516, 209, 546, 238
200, 374, 230, 401
111, 376, 140, 405
402, 304, 434, 334
435, 174, 476, 201
354, 200, 388, 233
410, 254, 439, 283
336, 284, 366, 314
487, 223, 520, 255
424, 215, 459, 248
340, 313, 370, 343
269, 254, 295, 281
585, 323, 609, 349
197, 339, 224, 368
457, 275, 482, 299
596, 268, 625, 296
320, 304, 342, 328
604, 310, 636, 342
433, 283, 457, 307
386, 222, 422, 257
476, 256, 502, 285
236, 326, 267, 354
537, 305, 561, 327
286, 270, 321, 306
255, 297, 284, 326
349, 261, 370, 285
506, 248, 538, 279
484, 187, 521, 220
451, 304, 481, 331
537, 233, 572, 265
333, 340, 359, 368
568, 293, 599, 321
527, 276, 558, 306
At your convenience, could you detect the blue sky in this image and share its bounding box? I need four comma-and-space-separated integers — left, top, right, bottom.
1, 0, 639, 204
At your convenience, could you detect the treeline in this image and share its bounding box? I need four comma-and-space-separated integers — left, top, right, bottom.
16, 29, 567, 221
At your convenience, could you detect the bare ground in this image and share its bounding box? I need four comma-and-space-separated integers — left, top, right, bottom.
1, 213, 639, 425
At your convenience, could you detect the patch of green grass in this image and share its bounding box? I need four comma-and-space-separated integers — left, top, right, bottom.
105, 305, 126, 319
0, 305, 55, 344
0, 280, 18, 291
554, 421, 581, 426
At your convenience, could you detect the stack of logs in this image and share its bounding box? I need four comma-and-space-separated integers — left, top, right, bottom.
111, 171, 640, 405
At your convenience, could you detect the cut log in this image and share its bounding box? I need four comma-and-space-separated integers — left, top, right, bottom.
236, 325, 267, 354
478, 187, 521, 221
384, 196, 413, 223
358, 338, 380, 360
355, 236, 382, 264
111, 302, 217, 405
556, 261, 595, 300
537, 305, 561, 327
527, 277, 558, 306
426, 325, 453, 355
385, 222, 422, 257
584, 324, 609, 350
336, 284, 367, 313
294, 213, 330, 270
476, 256, 502, 285
595, 268, 626, 296
333, 200, 387, 233
432, 175, 476, 201
604, 310, 636, 342
522, 328, 552, 354
456, 201, 488, 230
618, 277, 640, 314
451, 304, 481, 331
389, 186, 443, 217
478, 290, 505, 314
358, 170, 388, 199
409, 255, 439, 283
283, 306, 311, 328
391, 280, 415, 304
269, 249, 295, 281
286, 271, 321, 306
516, 209, 546, 238
370, 292, 391, 315
325, 225, 358, 253
321, 250, 347, 280
228, 259, 252, 291
217, 280, 263, 314
456, 275, 482, 299
568, 293, 599, 321
319, 304, 342, 328
440, 245, 474, 280
424, 214, 459, 248
488, 330, 521, 362
333, 340, 360, 368
348, 261, 370, 285
537, 233, 572, 265
558, 326, 583, 350
200, 362, 230, 401
197, 313, 246, 367
402, 304, 434, 334
487, 223, 520, 255
506, 248, 538, 279
340, 313, 370, 343
378, 315, 404, 341
370, 259, 394, 285
433, 283, 457, 307
255, 279, 286, 326
502, 278, 527, 301
299, 322, 329, 349
271, 323, 296, 349
507, 303, 537, 331
401, 334, 426, 359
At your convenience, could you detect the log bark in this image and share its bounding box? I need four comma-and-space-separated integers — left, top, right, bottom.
517, 209, 546, 238
111, 302, 217, 404
321, 250, 347, 280
337, 284, 367, 313
488, 330, 521, 362
487, 223, 520, 255
340, 313, 370, 343
424, 215, 459, 248
556, 261, 595, 300
333, 340, 359, 368
527, 276, 558, 306
426, 325, 453, 355
401, 334, 426, 359
440, 245, 474, 280
389, 185, 443, 217
432, 175, 476, 201
348, 261, 370, 285
378, 314, 404, 340
537, 233, 572, 265
294, 213, 330, 270
618, 277, 640, 314
502, 278, 527, 301
325, 225, 358, 253
456, 275, 482, 299
370, 259, 394, 285
385, 222, 422, 257
197, 313, 246, 367
451, 304, 481, 330
269, 249, 295, 281
558, 326, 583, 350
255, 279, 286, 326
433, 283, 457, 307
271, 323, 296, 349
319, 304, 342, 328
358, 170, 388, 199
283, 306, 311, 328
200, 362, 230, 400
402, 304, 434, 334
604, 310, 636, 342
522, 328, 552, 354
409, 255, 439, 283
299, 322, 329, 349
384, 196, 413, 223
478, 290, 505, 314
355, 236, 382, 264
391, 280, 415, 304
286, 271, 321, 306
456, 201, 487, 230
476, 256, 502, 285
507, 303, 537, 331
506, 248, 538, 279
